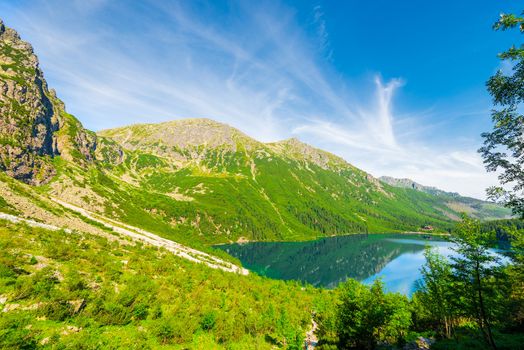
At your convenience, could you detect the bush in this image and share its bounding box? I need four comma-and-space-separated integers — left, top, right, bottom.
41, 299, 74, 321
132, 302, 149, 320
154, 318, 175, 344
0, 313, 38, 349
200, 311, 217, 330
318, 279, 411, 350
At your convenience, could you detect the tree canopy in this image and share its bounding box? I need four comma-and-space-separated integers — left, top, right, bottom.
480, 11, 524, 217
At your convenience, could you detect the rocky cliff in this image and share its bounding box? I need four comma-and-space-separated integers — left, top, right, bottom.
0, 19, 119, 184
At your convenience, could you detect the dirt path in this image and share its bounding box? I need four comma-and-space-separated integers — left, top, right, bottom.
5, 198, 248, 275
0, 212, 71, 233
304, 317, 318, 349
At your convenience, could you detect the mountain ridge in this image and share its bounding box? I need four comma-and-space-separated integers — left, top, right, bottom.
0, 19, 512, 246
379, 175, 511, 220
380, 176, 458, 196
0, 18, 121, 185
98, 118, 354, 172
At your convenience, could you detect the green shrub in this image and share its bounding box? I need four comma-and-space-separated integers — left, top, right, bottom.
200, 310, 217, 330
132, 302, 149, 320
28, 256, 37, 265
41, 299, 74, 321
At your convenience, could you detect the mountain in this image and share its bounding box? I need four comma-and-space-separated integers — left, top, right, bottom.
0, 19, 121, 186
0, 19, 511, 248
218, 234, 427, 288
0, 18, 521, 350
379, 176, 512, 220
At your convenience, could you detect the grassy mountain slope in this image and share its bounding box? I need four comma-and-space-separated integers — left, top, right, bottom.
0, 219, 321, 349
0, 18, 510, 247
93, 119, 509, 242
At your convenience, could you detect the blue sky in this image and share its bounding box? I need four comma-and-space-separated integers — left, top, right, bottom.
1, 0, 521, 198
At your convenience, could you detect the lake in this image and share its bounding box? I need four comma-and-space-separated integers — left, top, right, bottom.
216, 234, 461, 296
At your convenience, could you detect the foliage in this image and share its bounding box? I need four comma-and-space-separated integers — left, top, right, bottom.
317, 279, 411, 350
450, 215, 504, 349
0, 220, 317, 349
501, 225, 524, 331
480, 10, 524, 217
410, 215, 524, 350
481, 219, 524, 246
415, 247, 456, 338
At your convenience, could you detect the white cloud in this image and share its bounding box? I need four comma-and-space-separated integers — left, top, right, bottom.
373, 76, 402, 148
0, 0, 500, 199
291, 78, 498, 199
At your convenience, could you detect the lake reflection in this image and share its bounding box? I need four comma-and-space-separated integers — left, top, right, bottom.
216, 234, 455, 296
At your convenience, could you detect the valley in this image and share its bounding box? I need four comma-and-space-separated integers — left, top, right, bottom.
0, 11, 522, 350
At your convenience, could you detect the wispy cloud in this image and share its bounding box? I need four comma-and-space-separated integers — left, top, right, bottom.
369, 76, 403, 149
312, 5, 332, 60
0, 0, 499, 198
290, 73, 498, 198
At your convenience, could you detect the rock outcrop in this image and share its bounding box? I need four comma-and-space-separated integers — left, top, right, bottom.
0, 19, 60, 184
98, 118, 257, 161
0, 19, 121, 184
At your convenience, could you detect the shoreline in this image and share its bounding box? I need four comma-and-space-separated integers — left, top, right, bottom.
212, 230, 451, 246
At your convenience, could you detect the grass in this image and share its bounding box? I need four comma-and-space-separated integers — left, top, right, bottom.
46, 143, 464, 248
0, 220, 322, 349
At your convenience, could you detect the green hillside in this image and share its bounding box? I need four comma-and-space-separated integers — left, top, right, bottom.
0, 18, 510, 246
379, 176, 512, 220
90, 119, 503, 243
0, 219, 320, 349
0, 13, 523, 350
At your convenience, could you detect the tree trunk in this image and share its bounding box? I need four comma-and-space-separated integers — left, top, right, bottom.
444, 315, 452, 339
476, 260, 497, 350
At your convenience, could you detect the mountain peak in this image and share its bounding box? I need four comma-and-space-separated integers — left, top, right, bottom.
0, 19, 34, 57
98, 118, 261, 158
269, 137, 350, 170
0, 19, 115, 185
276, 137, 301, 144
379, 176, 451, 195
99, 119, 355, 171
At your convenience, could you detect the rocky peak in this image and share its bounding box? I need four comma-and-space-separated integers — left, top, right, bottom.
379, 176, 460, 197
98, 118, 260, 160
268, 137, 349, 170
0, 19, 111, 185
0, 19, 32, 52
379, 176, 425, 191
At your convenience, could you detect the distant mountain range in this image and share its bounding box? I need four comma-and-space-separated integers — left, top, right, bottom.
379, 176, 511, 221
0, 19, 512, 246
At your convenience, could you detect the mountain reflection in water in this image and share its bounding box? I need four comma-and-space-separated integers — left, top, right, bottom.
216, 234, 453, 295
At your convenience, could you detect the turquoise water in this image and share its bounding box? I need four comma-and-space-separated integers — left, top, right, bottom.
216, 234, 469, 296
362, 238, 455, 295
